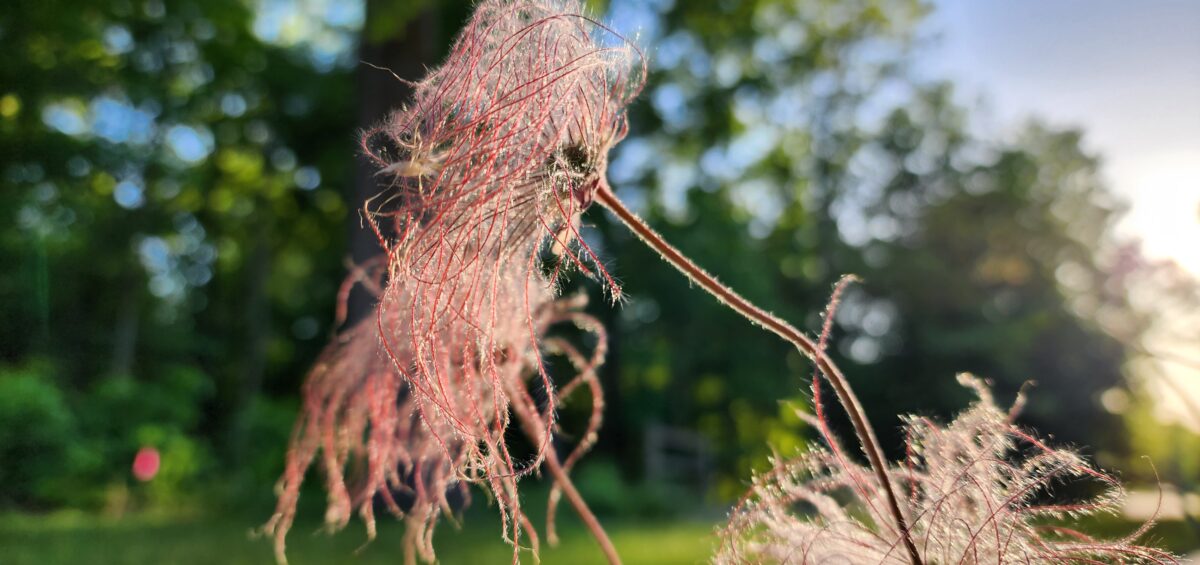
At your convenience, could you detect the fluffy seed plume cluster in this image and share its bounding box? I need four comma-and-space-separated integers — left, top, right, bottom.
717, 374, 1176, 564
264, 1, 643, 563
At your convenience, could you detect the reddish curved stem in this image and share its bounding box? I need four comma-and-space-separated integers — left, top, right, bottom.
542, 446, 621, 564
506, 378, 622, 565
595, 184, 922, 565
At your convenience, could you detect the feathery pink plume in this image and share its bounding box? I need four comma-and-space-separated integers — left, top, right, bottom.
264, 2, 643, 563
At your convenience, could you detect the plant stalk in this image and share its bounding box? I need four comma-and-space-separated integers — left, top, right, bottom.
507, 378, 622, 565
542, 447, 621, 564
595, 184, 922, 565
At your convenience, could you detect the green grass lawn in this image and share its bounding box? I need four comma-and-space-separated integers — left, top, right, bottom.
3, 507, 1196, 564
0, 509, 717, 565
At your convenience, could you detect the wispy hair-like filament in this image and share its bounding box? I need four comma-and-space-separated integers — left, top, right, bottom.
717, 374, 1178, 564
264, 2, 643, 563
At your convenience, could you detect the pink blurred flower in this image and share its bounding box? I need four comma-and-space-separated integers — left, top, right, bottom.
131, 446, 160, 482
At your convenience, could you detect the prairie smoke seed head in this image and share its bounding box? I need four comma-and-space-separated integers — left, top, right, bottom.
717, 375, 1178, 564
266, 1, 643, 563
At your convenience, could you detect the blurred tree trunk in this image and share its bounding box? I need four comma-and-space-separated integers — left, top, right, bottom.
109, 277, 140, 377
230, 231, 271, 458
346, 3, 442, 326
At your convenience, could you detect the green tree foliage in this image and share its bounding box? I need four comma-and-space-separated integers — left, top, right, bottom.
0, 0, 357, 506
0, 364, 73, 506
835, 98, 1132, 451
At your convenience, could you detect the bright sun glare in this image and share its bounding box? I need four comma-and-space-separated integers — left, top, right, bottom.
1114, 150, 1200, 433
1114, 150, 1200, 278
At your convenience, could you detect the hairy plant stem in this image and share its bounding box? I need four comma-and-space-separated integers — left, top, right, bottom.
506, 378, 622, 565
542, 446, 621, 564
595, 185, 923, 565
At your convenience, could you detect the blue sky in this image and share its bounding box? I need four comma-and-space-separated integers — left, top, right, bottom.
922, 0, 1200, 277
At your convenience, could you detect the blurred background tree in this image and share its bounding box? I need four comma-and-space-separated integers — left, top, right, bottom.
0, 0, 360, 509
1, 0, 1196, 558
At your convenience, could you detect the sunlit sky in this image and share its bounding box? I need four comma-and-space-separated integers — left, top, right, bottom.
920, 0, 1200, 428
922, 0, 1200, 278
